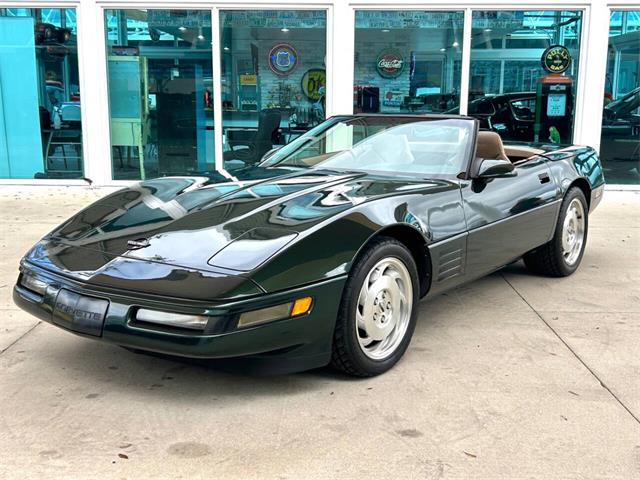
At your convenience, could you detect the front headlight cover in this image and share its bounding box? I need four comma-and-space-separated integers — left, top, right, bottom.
20, 273, 48, 296
135, 309, 210, 331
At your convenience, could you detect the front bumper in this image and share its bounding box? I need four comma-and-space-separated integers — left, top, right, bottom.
13, 262, 347, 373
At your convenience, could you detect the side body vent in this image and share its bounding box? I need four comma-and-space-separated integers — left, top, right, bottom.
436, 248, 464, 281
431, 235, 467, 283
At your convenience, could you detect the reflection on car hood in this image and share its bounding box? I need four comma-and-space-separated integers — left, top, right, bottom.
45, 168, 448, 274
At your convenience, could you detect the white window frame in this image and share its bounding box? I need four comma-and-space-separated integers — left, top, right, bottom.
211, 4, 334, 174
95, 1, 334, 186
0, 1, 90, 186
0, 0, 636, 188
598, 2, 639, 191
349, 5, 471, 114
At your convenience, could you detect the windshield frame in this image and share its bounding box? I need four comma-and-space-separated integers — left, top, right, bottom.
260, 114, 479, 180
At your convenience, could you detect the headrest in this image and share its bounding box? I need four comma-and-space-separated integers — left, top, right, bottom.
476, 131, 508, 161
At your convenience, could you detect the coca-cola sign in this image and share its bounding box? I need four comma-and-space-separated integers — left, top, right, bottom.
376, 50, 405, 79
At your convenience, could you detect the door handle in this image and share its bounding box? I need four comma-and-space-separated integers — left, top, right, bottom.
538, 173, 550, 184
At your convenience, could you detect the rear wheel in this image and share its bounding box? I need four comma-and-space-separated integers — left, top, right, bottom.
331, 238, 419, 377
524, 187, 588, 277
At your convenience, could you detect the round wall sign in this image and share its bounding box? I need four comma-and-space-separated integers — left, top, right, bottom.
376, 50, 405, 79
268, 43, 298, 76
301, 69, 326, 100
541, 45, 572, 74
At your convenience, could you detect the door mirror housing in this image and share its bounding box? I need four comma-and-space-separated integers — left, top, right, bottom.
476, 158, 516, 178
603, 107, 616, 122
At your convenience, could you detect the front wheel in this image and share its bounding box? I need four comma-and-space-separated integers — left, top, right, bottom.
331, 238, 419, 377
524, 187, 588, 277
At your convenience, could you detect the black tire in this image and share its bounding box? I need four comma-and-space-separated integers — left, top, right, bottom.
523, 187, 589, 277
331, 237, 420, 377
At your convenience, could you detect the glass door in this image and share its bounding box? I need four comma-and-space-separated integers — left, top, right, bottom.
600, 10, 640, 184
353, 11, 465, 114
468, 10, 583, 145
0, 8, 84, 179
219, 10, 328, 173
104, 9, 214, 180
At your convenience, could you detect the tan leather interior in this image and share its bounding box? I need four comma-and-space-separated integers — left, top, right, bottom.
503, 145, 545, 159
475, 131, 508, 161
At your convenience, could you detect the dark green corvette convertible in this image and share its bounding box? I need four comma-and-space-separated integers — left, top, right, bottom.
14, 115, 605, 376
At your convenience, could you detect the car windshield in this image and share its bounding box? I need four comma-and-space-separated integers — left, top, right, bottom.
261, 116, 475, 177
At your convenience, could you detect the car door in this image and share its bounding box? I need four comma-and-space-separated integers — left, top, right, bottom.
460, 155, 560, 280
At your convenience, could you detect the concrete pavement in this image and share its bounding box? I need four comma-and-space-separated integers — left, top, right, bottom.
0, 186, 639, 479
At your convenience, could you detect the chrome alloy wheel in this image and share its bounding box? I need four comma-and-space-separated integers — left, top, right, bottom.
561, 198, 586, 266
355, 257, 413, 360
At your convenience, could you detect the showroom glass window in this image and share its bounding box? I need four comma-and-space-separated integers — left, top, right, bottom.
600, 10, 640, 185
469, 11, 582, 146
104, 10, 214, 180
219, 10, 327, 173
0, 8, 83, 179
353, 11, 464, 115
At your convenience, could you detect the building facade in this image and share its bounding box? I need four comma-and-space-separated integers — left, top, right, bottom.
0, 0, 638, 186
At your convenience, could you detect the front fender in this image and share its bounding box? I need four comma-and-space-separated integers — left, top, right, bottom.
249, 186, 465, 293
544, 146, 605, 193
248, 210, 387, 292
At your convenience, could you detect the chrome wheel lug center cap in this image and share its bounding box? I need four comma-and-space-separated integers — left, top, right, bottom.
356, 258, 414, 361
561, 199, 586, 267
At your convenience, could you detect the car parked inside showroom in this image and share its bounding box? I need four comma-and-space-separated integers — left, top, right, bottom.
14, 114, 605, 376
448, 92, 538, 142
460, 89, 640, 154
601, 87, 640, 163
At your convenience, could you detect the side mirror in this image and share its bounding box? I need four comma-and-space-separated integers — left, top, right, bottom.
476, 158, 516, 178
603, 108, 616, 122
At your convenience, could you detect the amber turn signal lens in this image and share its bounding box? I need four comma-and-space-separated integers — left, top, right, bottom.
237, 297, 313, 329
291, 297, 312, 317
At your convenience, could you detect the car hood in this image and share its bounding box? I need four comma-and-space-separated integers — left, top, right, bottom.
43, 168, 449, 276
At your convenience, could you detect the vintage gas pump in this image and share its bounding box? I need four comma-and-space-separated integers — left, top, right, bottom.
534, 45, 574, 145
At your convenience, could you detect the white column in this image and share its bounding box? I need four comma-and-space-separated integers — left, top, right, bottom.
459, 8, 472, 116
573, 1, 610, 152
76, 0, 112, 185
211, 7, 225, 174
327, 1, 354, 116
